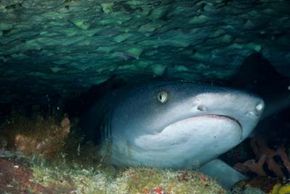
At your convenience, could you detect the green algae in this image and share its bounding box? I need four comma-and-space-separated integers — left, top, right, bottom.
31, 159, 226, 194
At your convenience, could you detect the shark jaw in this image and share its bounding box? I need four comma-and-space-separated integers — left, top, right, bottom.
107, 114, 244, 169
134, 114, 242, 155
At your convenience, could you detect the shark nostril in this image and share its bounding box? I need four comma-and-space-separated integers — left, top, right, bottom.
197, 105, 207, 111
247, 101, 265, 117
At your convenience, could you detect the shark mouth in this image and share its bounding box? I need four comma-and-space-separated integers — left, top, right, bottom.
201, 114, 243, 130
152, 114, 243, 135
161, 114, 243, 133
134, 113, 243, 151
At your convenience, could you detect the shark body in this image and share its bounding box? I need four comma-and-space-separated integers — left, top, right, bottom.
83, 81, 265, 188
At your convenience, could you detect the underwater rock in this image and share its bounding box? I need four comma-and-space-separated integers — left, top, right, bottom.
0, 115, 71, 158
100, 3, 114, 14
114, 168, 225, 194
0, 146, 226, 194
151, 64, 167, 76
113, 33, 132, 43
0, 158, 52, 194
12, 157, 227, 193
126, 47, 143, 59
0, 0, 290, 103
70, 19, 90, 30
271, 183, 290, 194
233, 176, 290, 194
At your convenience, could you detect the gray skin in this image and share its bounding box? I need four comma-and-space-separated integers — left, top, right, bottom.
88, 81, 265, 188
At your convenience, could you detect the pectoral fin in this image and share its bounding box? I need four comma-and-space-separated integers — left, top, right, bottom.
199, 159, 247, 189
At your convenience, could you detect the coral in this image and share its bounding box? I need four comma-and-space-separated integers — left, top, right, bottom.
0, 158, 52, 194
118, 168, 225, 194
235, 137, 290, 177
271, 183, 290, 194
0, 114, 71, 158
277, 147, 290, 173
33, 165, 226, 194
1, 129, 225, 194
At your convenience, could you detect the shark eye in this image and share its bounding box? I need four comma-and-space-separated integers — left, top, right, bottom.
157, 91, 169, 104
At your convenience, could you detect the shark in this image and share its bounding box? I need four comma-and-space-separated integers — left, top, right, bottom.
79, 53, 290, 189
82, 81, 265, 188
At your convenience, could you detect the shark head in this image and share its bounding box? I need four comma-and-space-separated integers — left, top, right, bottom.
107, 82, 264, 168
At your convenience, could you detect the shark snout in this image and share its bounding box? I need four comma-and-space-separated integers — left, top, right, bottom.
191, 93, 265, 121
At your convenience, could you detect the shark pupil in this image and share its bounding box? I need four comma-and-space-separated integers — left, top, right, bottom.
157, 91, 168, 103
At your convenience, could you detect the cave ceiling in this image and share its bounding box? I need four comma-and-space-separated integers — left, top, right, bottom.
0, 0, 289, 104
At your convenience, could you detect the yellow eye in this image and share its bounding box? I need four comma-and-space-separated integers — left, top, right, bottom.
157, 91, 168, 103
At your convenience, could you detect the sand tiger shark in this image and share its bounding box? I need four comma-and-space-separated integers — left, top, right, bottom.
80, 53, 290, 189
82, 81, 265, 188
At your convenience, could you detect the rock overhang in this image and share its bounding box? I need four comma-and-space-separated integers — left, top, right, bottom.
0, 0, 289, 107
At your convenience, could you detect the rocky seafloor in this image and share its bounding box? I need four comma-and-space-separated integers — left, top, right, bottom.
0, 114, 227, 194
0, 113, 290, 194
